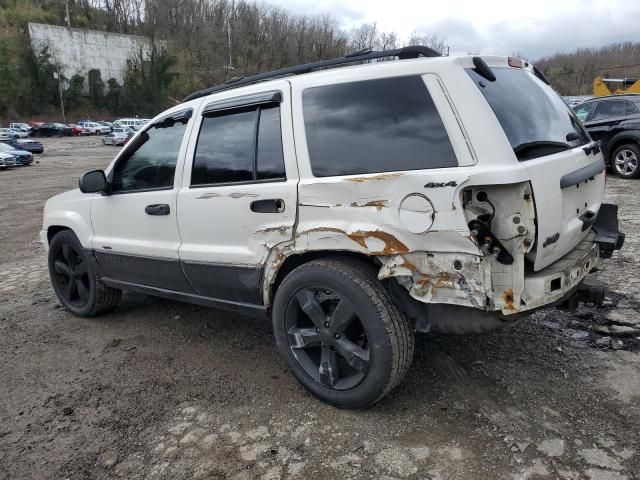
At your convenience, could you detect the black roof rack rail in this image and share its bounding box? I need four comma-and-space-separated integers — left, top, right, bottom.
182, 45, 440, 102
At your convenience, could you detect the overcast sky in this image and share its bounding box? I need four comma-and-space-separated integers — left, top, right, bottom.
260, 0, 640, 60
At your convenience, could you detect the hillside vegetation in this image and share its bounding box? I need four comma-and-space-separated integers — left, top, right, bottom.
0, 0, 444, 121
1, 0, 638, 121
537, 42, 640, 95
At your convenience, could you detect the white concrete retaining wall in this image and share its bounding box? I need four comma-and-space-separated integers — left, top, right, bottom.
28, 23, 157, 84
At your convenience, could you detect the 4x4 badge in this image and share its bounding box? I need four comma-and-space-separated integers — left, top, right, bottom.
424, 181, 457, 188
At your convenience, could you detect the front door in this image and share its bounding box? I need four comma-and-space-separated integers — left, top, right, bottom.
91, 109, 196, 292
177, 81, 298, 306
583, 99, 629, 145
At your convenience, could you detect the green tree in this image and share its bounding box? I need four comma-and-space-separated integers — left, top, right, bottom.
17, 46, 58, 115
87, 68, 105, 108
121, 48, 176, 116
105, 77, 121, 114
64, 73, 85, 111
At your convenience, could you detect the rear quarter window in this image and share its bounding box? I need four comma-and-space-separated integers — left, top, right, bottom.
466, 67, 589, 161
302, 76, 458, 177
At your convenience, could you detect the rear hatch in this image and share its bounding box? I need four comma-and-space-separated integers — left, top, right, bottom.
466, 60, 605, 270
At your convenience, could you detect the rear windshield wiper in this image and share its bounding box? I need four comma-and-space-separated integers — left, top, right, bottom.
513, 141, 571, 161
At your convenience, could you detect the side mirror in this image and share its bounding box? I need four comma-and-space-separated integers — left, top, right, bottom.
79, 170, 107, 194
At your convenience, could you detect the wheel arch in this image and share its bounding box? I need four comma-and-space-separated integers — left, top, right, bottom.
607, 131, 640, 162
266, 250, 381, 305
43, 213, 92, 249
47, 225, 72, 245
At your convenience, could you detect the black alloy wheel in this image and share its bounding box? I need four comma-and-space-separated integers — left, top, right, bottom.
52, 243, 91, 309
272, 258, 414, 409
286, 287, 370, 390
48, 230, 121, 317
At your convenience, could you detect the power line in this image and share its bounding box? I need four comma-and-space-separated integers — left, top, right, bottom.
545, 62, 640, 76
447, 32, 640, 51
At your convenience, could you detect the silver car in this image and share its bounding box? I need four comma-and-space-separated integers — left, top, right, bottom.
0, 151, 17, 169
101, 128, 133, 146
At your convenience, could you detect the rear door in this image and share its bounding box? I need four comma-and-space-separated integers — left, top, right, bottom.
466, 65, 605, 270
177, 81, 298, 306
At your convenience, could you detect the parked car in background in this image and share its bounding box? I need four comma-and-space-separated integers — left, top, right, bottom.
35, 123, 72, 137
573, 94, 640, 178
0, 151, 17, 169
0, 142, 33, 166
0, 128, 20, 140
98, 121, 113, 130
69, 124, 89, 136
113, 118, 146, 131
77, 122, 97, 134
11, 138, 44, 154
77, 121, 110, 134
9, 123, 32, 134
9, 128, 29, 138
101, 127, 134, 146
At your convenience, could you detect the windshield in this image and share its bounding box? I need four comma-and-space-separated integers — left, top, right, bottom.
466, 67, 590, 161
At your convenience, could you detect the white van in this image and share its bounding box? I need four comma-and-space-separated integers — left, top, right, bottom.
113, 118, 147, 131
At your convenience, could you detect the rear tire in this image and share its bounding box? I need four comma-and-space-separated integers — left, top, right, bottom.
611, 143, 640, 178
48, 230, 121, 317
272, 258, 414, 409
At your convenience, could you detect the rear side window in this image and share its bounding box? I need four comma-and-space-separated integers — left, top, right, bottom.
466, 67, 589, 161
626, 101, 637, 115
191, 105, 285, 186
592, 100, 627, 120
302, 76, 458, 177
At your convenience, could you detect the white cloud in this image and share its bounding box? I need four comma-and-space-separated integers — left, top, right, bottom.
258, 0, 640, 59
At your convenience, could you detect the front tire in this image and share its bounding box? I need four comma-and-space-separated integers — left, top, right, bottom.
612, 143, 640, 178
272, 258, 414, 409
48, 230, 121, 317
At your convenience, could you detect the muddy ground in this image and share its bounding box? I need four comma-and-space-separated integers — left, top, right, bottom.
1, 136, 639, 480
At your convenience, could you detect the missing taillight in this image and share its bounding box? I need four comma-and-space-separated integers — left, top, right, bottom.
508, 57, 523, 68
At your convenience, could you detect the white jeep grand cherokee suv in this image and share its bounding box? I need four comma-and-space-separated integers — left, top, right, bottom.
41, 47, 624, 408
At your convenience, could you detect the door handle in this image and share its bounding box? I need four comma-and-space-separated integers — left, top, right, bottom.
145, 204, 170, 215
250, 199, 285, 213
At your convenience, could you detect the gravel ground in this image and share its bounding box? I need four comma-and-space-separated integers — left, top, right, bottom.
1, 136, 639, 480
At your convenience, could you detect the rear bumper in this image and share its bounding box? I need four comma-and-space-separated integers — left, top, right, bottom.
592, 203, 625, 258
517, 202, 623, 314
520, 234, 600, 312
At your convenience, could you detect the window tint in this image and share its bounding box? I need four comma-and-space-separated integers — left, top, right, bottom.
192, 110, 255, 185
466, 68, 588, 161
573, 102, 596, 122
257, 106, 285, 180
191, 105, 285, 186
626, 101, 638, 115
592, 100, 627, 120
302, 76, 457, 177
111, 118, 188, 193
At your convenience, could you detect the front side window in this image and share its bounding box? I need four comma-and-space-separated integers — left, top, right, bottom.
110, 116, 189, 193
302, 76, 458, 177
191, 104, 285, 186
573, 102, 596, 122
592, 100, 627, 121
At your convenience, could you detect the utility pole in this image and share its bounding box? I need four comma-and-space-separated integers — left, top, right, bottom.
226, 0, 234, 70
64, 0, 71, 28
54, 66, 66, 123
